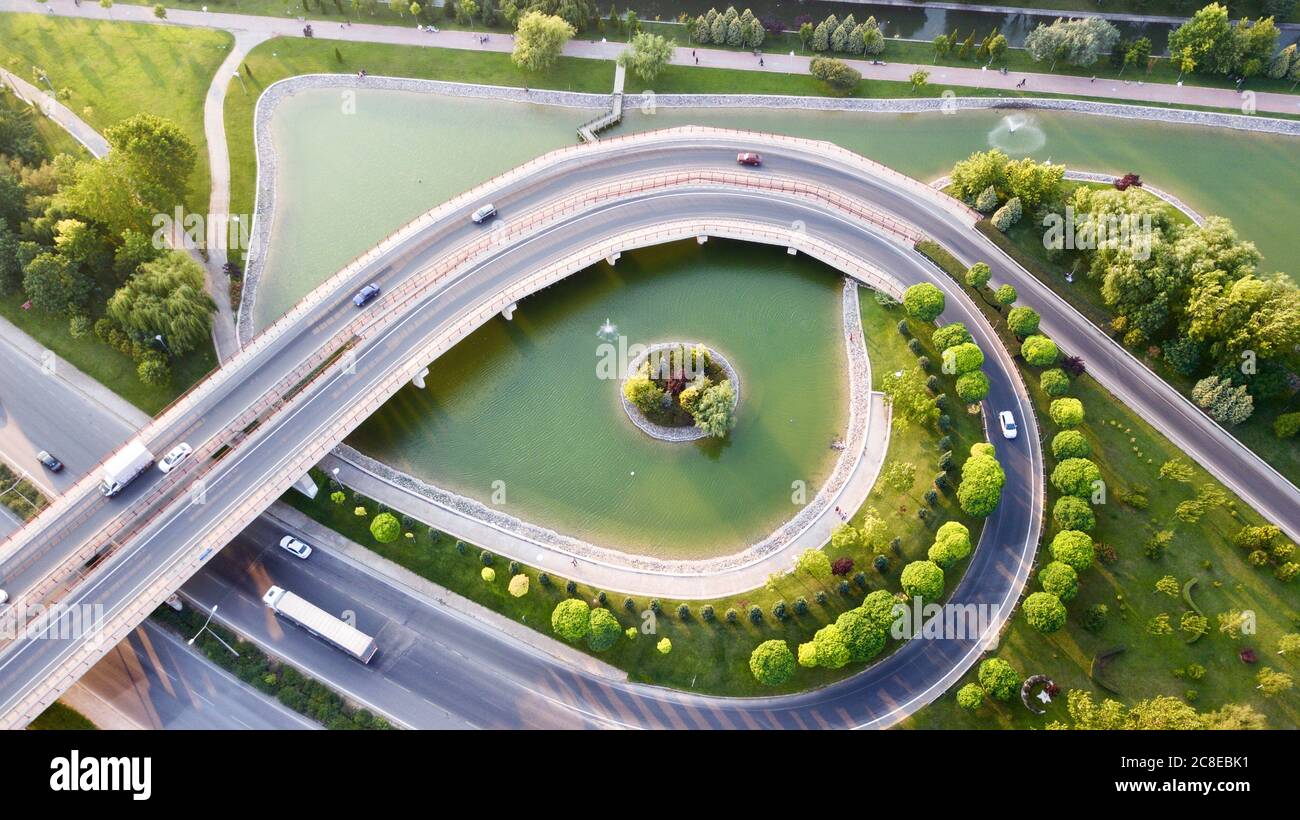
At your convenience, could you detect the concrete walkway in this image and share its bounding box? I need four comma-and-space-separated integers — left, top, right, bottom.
8, 0, 1300, 116
0, 66, 108, 155
203, 29, 269, 363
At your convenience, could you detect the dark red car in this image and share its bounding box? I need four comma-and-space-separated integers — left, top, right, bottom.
736, 152, 762, 167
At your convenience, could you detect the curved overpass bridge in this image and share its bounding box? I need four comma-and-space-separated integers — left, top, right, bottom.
0, 124, 1290, 728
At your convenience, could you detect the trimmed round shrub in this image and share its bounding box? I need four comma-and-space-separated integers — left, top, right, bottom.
1050, 529, 1096, 572
935, 521, 973, 560
551, 599, 591, 642
903, 282, 945, 323
956, 371, 990, 404
657, 637, 672, 655
587, 607, 622, 652
862, 589, 901, 634
749, 640, 796, 686
1053, 495, 1096, 532
369, 512, 401, 543
1038, 561, 1079, 602
480, 567, 496, 583
928, 538, 961, 569
958, 450, 1005, 518
1023, 591, 1067, 633
1051, 457, 1102, 498
946, 342, 985, 374
900, 560, 945, 602
1049, 397, 1085, 428
835, 608, 887, 663
994, 284, 1017, 306
1051, 429, 1091, 460
965, 262, 992, 289
956, 682, 985, 711
1006, 306, 1040, 338
978, 658, 1020, 701
932, 322, 973, 352
1040, 368, 1070, 397
508, 574, 529, 597
1021, 334, 1060, 367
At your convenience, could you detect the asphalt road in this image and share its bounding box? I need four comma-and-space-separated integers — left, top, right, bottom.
76, 619, 316, 730
0, 329, 140, 497
186, 514, 1036, 730
1, 129, 1291, 725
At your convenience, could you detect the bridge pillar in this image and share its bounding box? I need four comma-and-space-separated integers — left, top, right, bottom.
787, 246, 798, 255
605, 251, 621, 266
696, 235, 708, 245
291, 473, 319, 500
501, 302, 518, 321
412, 366, 430, 389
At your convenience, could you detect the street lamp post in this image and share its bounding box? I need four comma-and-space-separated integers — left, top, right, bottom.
188, 604, 240, 657
154, 334, 172, 357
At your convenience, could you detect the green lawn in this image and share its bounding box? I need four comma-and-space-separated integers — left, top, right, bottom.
0, 459, 49, 522
971, 188, 1300, 489
0, 12, 233, 214
28, 701, 96, 730
907, 240, 1300, 730
283, 284, 988, 697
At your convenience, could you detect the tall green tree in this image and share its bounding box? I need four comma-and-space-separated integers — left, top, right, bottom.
107, 251, 216, 356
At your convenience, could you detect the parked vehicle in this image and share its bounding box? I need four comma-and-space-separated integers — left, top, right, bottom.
278, 535, 313, 560
36, 450, 63, 473
470, 203, 497, 224
998, 410, 1019, 440
736, 152, 762, 166
99, 440, 154, 497
157, 443, 193, 474
352, 283, 381, 307
262, 586, 377, 663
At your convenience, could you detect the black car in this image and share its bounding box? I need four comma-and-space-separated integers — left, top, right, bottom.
36, 450, 63, 472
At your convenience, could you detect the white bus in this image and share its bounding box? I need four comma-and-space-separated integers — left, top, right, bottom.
262, 585, 378, 664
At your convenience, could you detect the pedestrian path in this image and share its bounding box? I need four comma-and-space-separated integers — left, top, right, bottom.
7, 0, 1300, 116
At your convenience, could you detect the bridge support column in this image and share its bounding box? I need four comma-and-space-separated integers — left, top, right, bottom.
412, 367, 430, 389
501, 302, 518, 321
787, 246, 798, 255
696, 235, 708, 245
291, 473, 319, 500
605, 252, 621, 266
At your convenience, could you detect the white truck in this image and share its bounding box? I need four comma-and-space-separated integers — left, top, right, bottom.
98, 440, 155, 497
262, 585, 378, 664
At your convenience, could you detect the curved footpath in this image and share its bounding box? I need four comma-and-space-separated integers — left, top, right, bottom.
8, 0, 1300, 117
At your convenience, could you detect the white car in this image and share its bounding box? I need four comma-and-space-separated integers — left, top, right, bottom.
998, 410, 1019, 440
158, 442, 193, 474
470, 203, 497, 224
278, 535, 313, 560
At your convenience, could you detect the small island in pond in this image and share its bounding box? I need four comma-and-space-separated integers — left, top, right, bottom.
621, 343, 739, 440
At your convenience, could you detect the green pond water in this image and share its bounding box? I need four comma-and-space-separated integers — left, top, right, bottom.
345, 240, 850, 557
259, 88, 1299, 554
